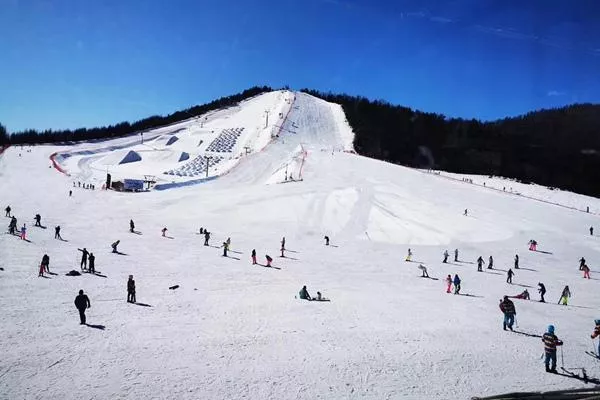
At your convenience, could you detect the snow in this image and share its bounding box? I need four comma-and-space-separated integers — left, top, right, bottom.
1, 91, 600, 399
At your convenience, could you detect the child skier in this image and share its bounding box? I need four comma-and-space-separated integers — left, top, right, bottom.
454, 249, 458, 262
20, 224, 26, 240
542, 325, 563, 373
582, 264, 591, 279
453, 274, 461, 294
78, 248, 89, 270
266, 255, 273, 267
477, 256, 484, 272
528, 240, 537, 251
445, 275, 453, 293
558, 286, 571, 305
251, 249, 257, 265
405, 248, 413, 262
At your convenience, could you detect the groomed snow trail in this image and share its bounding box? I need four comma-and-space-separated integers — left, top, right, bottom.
2, 92, 600, 399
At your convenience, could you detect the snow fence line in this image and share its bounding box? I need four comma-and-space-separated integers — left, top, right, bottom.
154, 176, 218, 191
49, 152, 70, 176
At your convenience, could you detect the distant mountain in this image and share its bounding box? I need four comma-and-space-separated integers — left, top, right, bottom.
302, 89, 600, 198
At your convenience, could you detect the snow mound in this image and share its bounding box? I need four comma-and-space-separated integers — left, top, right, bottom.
119, 150, 142, 164
165, 136, 179, 146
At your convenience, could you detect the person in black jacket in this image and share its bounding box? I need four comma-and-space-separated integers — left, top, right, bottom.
54, 225, 62, 240
78, 248, 89, 270
88, 253, 96, 274
34, 214, 41, 227
41, 254, 50, 274
538, 282, 546, 302
127, 275, 136, 303
204, 231, 210, 246
4, 205, 11, 217
130, 219, 135, 233
74, 290, 91, 324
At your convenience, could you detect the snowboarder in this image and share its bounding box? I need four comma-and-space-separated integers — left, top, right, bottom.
130, 219, 135, 233
74, 290, 91, 325
204, 231, 210, 246
41, 254, 50, 274
499, 296, 516, 331
20, 224, 26, 240
324, 236, 330, 246
127, 275, 136, 303
251, 249, 257, 265
88, 253, 95, 274
405, 248, 413, 262
299, 285, 311, 300
558, 286, 571, 305
538, 282, 546, 303
445, 274, 453, 293
453, 274, 461, 294
506, 268, 514, 284
582, 264, 591, 279
161, 227, 167, 237
454, 249, 458, 262
591, 226, 594, 236
265, 255, 273, 267
579, 257, 586, 271
528, 239, 537, 251
4, 205, 11, 217
591, 320, 600, 356
111, 240, 120, 253
509, 289, 530, 300
78, 248, 89, 270
542, 325, 563, 373
514, 254, 519, 269
34, 214, 41, 227
222, 241, 229, 257
54, 225, 62, 240
418, 264, 429, 278
443, 250, 449, 263
488, 255, 494, 269
477, 256, 484, 272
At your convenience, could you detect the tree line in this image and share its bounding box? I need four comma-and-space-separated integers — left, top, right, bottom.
302, 89, 600, 198
3, 86, 272, 146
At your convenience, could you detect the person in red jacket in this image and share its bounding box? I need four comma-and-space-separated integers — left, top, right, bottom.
499, 296, 516, 331
542, 325, 563, 373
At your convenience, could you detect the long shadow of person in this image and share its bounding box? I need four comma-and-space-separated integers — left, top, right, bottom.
86, 324, 105, 330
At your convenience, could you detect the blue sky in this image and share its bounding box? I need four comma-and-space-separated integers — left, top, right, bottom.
1, 0, 599, 132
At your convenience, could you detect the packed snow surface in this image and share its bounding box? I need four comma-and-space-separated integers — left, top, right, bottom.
1, 91, 600, 399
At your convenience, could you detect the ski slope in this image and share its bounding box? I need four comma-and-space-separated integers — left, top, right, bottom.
1, 92, 600, 399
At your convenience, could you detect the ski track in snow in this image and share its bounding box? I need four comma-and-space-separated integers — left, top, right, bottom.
2, 91, 600, 399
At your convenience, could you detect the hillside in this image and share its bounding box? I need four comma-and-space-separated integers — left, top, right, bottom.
1, 91, 600, 399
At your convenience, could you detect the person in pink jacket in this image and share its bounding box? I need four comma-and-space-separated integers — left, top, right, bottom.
445, 274, 452, 293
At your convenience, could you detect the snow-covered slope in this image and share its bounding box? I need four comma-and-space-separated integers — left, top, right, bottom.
1, 92, 600, 400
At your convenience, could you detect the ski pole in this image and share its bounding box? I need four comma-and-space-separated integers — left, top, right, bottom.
514, 315, 519, 328
593, 339, 598, 356
561, 346, 565, 369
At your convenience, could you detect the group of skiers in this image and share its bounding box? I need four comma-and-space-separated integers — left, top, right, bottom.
78, 248, 96, 274
73, 181, 95, 190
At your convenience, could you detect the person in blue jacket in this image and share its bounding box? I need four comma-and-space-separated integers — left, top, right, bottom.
453, 274, 461, 294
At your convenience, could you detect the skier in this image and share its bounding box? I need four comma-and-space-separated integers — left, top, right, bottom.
454, 248, 459, 262
54, 225, 62, 240
509, 289, 530, 300
499, 296, 516, 331
405, 248, 413, 262
528, 239, 537, 251
161, 227, 167, 237
251, 249, 257, 265
222, 241, 229, 257
514, 254, 519, 269
78, 248, 89, 270
582, 264, 591, 279
8, 216, 17, 235
591, 226, 594, 236
74, 290, 91, 325
41, 254, 50, 274
488, 255, 494, 269
226, 237, 231, 248
418, 264, 429, 278
20, 224, 27, 240
445, 274, 453, 293
506, 268, 514, 284
130, 219, 135, 233
111, 240, 120, 253
538, 282, 546, 303
280, 237, 285, 257
477, 256, 484, 272
265, 254, 273, 267
324, 236, 330, 246
464, 209, 468, 216
204, 231, 210, 246
591, 320, 600, 357
69, 190, 72, 197
558, 285, 571, 305
88, 253, 95, 274
34, 214, 41, 227
4, 205, 10, 217
127, 275, 136, 303
299, 285, 311, 300
542, 325, 563, 373
453, 274, 461, 294
199, 227, 204, 234
579, 257, 586, 271
443, 250, 449, 263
